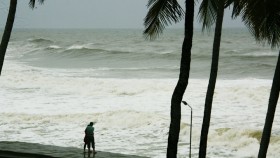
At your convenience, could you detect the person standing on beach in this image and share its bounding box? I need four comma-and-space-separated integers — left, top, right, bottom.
83, 122, 96, 153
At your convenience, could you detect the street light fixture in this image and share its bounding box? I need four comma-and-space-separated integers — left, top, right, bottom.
182, 101, 192, 158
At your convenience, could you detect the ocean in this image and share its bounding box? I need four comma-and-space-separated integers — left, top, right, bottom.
0, 28, 279, 157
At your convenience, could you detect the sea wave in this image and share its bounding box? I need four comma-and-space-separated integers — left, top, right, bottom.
45, 45, 62, 50
208, 128, 280, 157
41, 46, 178, 59
241, 51, 278, 57
28, 38, 54, 44
0, 110, 166, 128
215, 49, 278, 58
58, 48, 134, 59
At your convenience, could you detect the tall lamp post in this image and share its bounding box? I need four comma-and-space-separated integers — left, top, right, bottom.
182, 101, 192, 158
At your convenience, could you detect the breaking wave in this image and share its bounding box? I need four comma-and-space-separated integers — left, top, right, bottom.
28, 38, 54, 44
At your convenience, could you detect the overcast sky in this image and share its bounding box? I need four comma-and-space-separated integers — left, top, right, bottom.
0, 0, 245, 29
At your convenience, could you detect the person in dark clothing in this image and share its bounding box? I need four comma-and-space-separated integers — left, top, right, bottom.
83, 122, 96, 153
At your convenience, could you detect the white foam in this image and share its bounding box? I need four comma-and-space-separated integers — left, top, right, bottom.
48, 45, 61, 49
67, 43, 93, 50
1, 61, 280, 157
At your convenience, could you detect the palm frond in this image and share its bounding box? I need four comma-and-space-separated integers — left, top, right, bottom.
144, 0, 184, 40
198, 0, 219, 31
241, 0, 280, 48
29, 0, 44, 9
228, 0, 244, 18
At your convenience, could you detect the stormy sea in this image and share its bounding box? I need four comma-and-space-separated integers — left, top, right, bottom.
0, 28, 279, 157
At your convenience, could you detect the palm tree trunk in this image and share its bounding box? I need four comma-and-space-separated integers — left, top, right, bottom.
199, 2, 224, 158
166, 0, 194, 157
0, 0, 17, 76
258, 51, 280, 158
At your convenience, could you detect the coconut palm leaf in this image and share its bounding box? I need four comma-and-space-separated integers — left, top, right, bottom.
198, 0, 220, 30
29, 0, 44, 9
234, 0, 280, 48
226, 0, 243, 17
199, 0, 242, 31
144, 0, 184, 39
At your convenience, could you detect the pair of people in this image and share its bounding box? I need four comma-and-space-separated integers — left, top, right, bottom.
84, 122, 96, 154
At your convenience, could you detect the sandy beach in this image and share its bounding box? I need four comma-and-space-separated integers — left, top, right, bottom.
0, 141, 148, 158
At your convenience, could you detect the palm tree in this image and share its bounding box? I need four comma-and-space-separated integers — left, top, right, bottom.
0, 0, 44, 76
229, 0, 280, 157
0, 0, 17, 76
192, 0, 278, 157
197, 0, 225, 157
144, 0, 194, 157
231, 0, 280, 157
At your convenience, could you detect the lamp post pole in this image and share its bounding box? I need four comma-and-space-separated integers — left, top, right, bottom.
182, 101, 192, 158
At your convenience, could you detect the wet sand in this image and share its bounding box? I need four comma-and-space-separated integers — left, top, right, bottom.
0, 141, 148, 158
